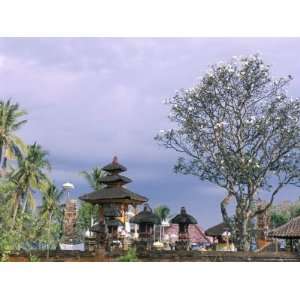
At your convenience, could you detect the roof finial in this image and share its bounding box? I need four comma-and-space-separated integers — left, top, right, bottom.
112, 156, 118, 164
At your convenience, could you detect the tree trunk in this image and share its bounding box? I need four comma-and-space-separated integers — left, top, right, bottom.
47, 213, 53, 260
11, 193, 20, 229
221, 193, 251, 252
0, 143, 3, 170
235, 216, 251, 251
1, 145, 7, 170
21, 192, 28, 214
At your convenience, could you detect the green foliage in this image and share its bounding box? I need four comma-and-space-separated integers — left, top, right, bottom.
154, 205, 171, 222
118, 248, 138, 262
77, 202, 99, 233
37, 184, 64, 253
29, 255, 40, 262
0, 100, 62, 260
77, 166, 105, 233
0, 99, 27, 169
80, 167, 106, 191
270, 199, 300, 228
0, 179, 22, 260
10, 142, 51, 215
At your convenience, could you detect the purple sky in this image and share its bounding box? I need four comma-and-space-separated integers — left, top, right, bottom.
0, 38, 299, 228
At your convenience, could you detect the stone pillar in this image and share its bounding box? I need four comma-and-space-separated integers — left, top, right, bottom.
256, 203, 270, 249
62, 199, 78, 243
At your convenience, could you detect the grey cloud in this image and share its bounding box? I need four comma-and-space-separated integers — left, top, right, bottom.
0, 38, 299, 228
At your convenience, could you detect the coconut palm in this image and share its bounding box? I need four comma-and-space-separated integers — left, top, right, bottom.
154, 205, 171, 223
10, 143, 51, 226
79, 167, 106, 232
0, 99, 27, 170
154, 205, 171, 241
39, 183, 64, 258
80, 167, 106, 191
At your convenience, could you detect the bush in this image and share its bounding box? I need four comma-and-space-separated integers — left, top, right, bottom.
118, 248, 138, 262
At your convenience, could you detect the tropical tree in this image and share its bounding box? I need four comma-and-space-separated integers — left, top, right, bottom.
78, 167, 106, 232
80, 167, 106, 191
154, 205, 171, 241
0, 179, 22, 260
38, 183, 64, 258
77, 202, 99, 232
10, 142, 51, 226
0, 99, 27, 171
270, 199, 300, 228
155, 54, 300, 251
154, 205, 171, 222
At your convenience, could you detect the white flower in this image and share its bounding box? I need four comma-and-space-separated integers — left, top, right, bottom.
259, 64, 267, 71
188, 106, 193, 112
246, 116, 256, 124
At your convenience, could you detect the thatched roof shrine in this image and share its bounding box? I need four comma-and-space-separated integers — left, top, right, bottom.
205, 222, 230, 237
170, 207, 197, 225
268, 216, 300, 239
130, 204, 160, 225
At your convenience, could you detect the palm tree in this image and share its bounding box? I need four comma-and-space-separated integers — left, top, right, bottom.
154, 205, 171, 223
39, 183, 64, 259
0, 99, 27, 171
154, 205, 171, 241
80, 167, 106, 191
10, 143, 51, 226
79, 167, 106, 231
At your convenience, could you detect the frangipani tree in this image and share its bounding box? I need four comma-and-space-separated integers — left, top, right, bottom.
155, 54, 300, 251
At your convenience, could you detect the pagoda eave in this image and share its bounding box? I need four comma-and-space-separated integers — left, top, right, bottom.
79, 197, 147, 205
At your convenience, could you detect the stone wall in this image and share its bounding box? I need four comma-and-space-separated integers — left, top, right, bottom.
7, 250, 300, 262
136, 250, 300, 262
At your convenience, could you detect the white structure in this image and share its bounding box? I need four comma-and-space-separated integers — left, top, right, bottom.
60, 243, 85, 251
62, 182, 75, 200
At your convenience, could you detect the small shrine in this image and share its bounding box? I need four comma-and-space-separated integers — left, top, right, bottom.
79, 156, 148, 250
268, 215, 300, 252
130, 204, 160, 251
170, 207, 197, 250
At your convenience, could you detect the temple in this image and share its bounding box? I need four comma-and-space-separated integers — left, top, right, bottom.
79, 156, 148, 249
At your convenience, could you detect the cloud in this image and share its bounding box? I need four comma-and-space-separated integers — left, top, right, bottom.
0, 38, 299, 228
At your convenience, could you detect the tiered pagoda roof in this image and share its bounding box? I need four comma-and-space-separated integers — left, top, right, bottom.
79, 156, 148, 205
